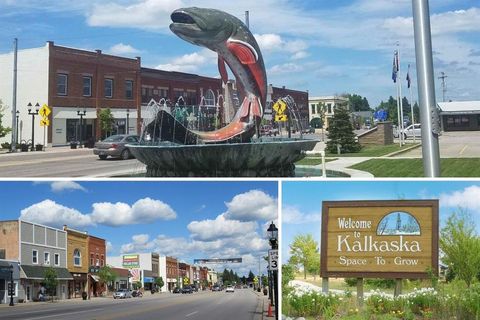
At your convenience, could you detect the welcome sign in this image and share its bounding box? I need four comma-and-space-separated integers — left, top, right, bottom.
321, 200, 438, 279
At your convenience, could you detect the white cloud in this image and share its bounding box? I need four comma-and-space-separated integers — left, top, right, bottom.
87, 0, 183, 30
155, 49, 216, 73
223, 190, 278, 222
269, 63, 304, 75
91, 197, 176, 226
187, 214, 257, 241
282, 205, 321, 224
51, 181, 87, 193
106, 241, 113, 253
440, 185, 480, 212
108, 43, 140, 56
20, 199, 92, 229
120, 234, 155, 253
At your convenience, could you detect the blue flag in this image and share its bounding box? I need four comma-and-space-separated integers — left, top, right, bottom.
392, 51, 399, 83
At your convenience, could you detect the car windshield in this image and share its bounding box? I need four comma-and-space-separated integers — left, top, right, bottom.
103, 135, 125, 142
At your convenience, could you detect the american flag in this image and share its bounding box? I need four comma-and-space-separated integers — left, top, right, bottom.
392, 50, 399, 83
406, 64, 411, 88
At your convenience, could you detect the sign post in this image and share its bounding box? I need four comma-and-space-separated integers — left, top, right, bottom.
39, 104, 51, 150
321, 200, 439, 302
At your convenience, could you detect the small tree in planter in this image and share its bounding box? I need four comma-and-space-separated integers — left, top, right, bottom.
98, 266, 117, 295
326, 107, 361, 154
98, 108, 115, 139
43, 267, 58, 302
154, 276, 164, 293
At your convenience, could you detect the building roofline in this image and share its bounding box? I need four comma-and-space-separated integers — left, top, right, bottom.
19, 219, 67, 234
49, 41, 140, 63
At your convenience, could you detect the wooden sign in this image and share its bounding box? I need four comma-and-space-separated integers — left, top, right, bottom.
321, 200, 438, 279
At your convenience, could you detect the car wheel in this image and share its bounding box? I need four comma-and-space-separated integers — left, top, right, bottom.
99, 155, 108, 160
403, 133, 407, 140
121, 149, 131, 160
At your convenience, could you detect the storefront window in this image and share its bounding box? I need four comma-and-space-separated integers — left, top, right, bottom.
74, 249, 81, 266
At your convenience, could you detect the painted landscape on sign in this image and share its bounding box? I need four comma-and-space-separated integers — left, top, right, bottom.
377, 211, 421, 236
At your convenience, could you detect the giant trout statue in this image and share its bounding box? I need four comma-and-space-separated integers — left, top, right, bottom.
149, 7, 267, 144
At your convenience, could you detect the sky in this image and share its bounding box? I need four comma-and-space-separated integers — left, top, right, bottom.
1, 0, 480, 107
0, 180, 278, 276
282, 180, 480, 263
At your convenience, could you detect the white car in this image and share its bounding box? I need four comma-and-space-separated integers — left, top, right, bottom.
402, 124, 421, 140
225, 286, 234, 293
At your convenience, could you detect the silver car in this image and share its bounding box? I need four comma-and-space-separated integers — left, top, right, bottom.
93, 134, 139, 160
402, 124, 421, 140
113, 289, 132, 299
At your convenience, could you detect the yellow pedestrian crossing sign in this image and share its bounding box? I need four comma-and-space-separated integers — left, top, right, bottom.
275, 114, 288, 122
39, 104, 51, 118
40, 118, 50, 127
183, 277, 190, 285
253, 276, 258, 284
273, 100, 287, 114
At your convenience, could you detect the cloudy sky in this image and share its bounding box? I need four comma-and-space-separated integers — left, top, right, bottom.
282, 180, 480, 263
1, 0, 479, 106
0, 181, 278, 276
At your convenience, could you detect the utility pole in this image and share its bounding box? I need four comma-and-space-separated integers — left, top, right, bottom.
10, 38, 18, 152
245, 11, 250, 29
412, 0, 441, 177
438, 72, 448, 102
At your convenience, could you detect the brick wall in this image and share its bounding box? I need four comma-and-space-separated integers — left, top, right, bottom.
0, 221, 19, 260
358, 122, 394, 145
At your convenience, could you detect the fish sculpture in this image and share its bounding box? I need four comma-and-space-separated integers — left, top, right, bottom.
170, 7, 267, 143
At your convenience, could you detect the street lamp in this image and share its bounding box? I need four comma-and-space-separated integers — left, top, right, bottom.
15, 110, 20, 146
126, 109, 130, 134
77, 109, 87, 147
267, 222, 278, 320
9, 264, 14, 306
27, 103, 40, 151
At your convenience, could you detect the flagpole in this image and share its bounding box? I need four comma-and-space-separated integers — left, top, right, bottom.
396, 78, 402, 147
394, 50, 402, 147
408, 65, 416, 143
412, 0, 441, 177
398, 45, 405, 146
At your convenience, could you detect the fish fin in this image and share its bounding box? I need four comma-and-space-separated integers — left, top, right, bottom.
239, 97, 251, 118
251, 97, 262, 117
218, 56, 228, 84
227, 39, 258, 65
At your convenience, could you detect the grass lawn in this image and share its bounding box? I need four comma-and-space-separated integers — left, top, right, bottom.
325, 143, 419, 157
295, 158, 337, 166
350, 158, 480, 177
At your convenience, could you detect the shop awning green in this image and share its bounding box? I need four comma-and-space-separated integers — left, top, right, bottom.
21, 265, 73, 280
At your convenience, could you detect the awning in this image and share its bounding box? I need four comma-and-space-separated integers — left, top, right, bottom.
21, 265, 73, 280
0, 261, 20, 279
144, 277, 154, 283
90, 274, 100, 282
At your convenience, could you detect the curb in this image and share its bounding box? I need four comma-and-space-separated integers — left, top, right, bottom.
383, 143, 421, 157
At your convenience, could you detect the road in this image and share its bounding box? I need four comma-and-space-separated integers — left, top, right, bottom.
0, 148, 145, 177
0, 289, 262, 320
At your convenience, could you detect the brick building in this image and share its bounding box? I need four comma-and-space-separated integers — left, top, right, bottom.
87, 235, 106, 297
166, 256, 178, 291
63, 226, 89, 299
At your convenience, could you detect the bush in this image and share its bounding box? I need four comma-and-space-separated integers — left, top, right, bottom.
1, 142, 10, 149
287, 290, 341, 318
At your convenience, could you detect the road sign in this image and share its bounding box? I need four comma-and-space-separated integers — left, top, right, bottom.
183, 277, 190, 285
39, 104, 51, 118
268, 249, 278, 271
193, 258, 242, 264
253, 276, 258, 284
40, 118, 50, 127
273, 100, 287, 114
275, 114, 287, 122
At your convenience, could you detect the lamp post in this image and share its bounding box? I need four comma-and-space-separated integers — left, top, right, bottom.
77, 109, 86, 147
9, 264, 14, 306
15, 110, 20, 146
267, 222, 278, 320
27, 103, 39, 151
126, 109, 130, 134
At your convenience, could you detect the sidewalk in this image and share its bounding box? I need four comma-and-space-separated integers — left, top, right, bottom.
0, 146, 92, 157
253, 289, 275, 320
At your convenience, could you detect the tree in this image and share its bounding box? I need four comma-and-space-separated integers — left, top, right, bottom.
345, 94, 371, 112
326, 107, 361, 154
155, 276, 164, 291
98, 108, 115, 139
307, 252, 321, 280
440, 210, 480, 287
0, 99, 12, 138
98, 265, 117, 293
289, 234, 319, 279
43, 267, 58, 302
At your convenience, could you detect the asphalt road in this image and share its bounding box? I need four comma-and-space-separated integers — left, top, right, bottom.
0, 148, 145, 177
0, 289, 261, 320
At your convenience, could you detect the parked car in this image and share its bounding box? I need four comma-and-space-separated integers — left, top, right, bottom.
260, 125, 279, 137
93, 134, 139, 160
302, 126, 315, 134
403, 123, 421, 140
225, 286, 235, 293
212, 285, 221, 291
113, 289, 132, 299
172, 287, 182, 293
182, 286, 193, 294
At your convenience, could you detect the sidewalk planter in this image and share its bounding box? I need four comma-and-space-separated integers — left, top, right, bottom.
70, 142, 78, 149
82, 292, 87, 300
35, 144, 43, 151
20, 144, 29, 152
263, 288, 268, 295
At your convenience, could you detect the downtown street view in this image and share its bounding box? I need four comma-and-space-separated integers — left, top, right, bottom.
0, 181, 279, 319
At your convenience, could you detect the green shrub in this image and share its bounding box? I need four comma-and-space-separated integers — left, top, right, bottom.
287, 290, 341, 318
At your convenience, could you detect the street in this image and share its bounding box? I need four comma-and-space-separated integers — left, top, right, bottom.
0, 289, 262, 320
0, 148, 145, 177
